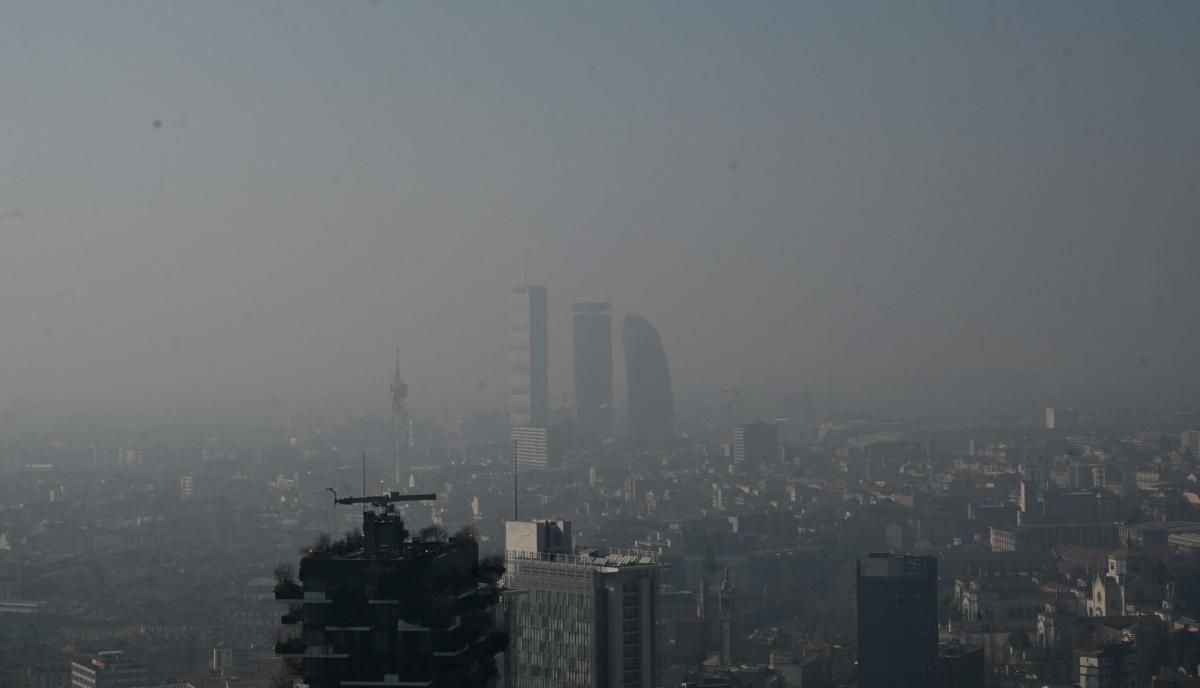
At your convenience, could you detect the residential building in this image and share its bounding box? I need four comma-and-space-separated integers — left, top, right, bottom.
1076, 644, 1137, 688
275, 494, 504, 688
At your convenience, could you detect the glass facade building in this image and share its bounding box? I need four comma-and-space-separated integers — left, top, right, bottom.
622, 314, 674, 444
573, 302, 613, 442
510, 285, 549, 428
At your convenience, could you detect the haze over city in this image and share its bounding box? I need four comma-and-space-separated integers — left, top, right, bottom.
2, 1, 1198, 425
9, 4, 1200, 688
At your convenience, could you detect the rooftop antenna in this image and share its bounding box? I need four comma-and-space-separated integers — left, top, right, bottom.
523, 249, 533, 289
513, 436, 519, 521
325, 488, 337, 533
362, 453, 367, 515
390, 348, 408, 488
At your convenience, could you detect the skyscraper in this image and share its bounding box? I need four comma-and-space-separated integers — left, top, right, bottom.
275, 493, 505, 688
505, 520, 660, 688
622, 314, 674, 443
856, 553, 938, 688
573, 302, 613, 442
510, 285, 549, 428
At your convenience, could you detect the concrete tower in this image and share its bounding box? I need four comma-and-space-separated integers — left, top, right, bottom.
719, 568, 735, 667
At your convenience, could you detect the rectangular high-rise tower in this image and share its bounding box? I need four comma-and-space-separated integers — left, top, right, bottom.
856, 552, 938, 688
510, 285, 549, 427
573, 302, 613, 442
505, 521, 659, 688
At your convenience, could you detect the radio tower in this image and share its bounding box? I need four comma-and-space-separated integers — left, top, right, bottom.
390, 347, 408, 488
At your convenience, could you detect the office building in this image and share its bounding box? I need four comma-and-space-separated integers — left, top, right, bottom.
510, 285, 549, 428
733, 422, 780, 468
275, 493, 504, 688
70, 652, 148, 688
1076, 644, 1137, 688
622, 314, 674, 443
573, 302, 614, 442
856, 553, 938, 688
505, 520, 660, 688
514, 425, 558, 470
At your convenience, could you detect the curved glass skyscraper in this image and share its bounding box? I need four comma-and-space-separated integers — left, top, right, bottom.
622, 314, 674, 442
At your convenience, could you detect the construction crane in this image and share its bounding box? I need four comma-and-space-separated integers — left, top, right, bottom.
331, 491, 436, 510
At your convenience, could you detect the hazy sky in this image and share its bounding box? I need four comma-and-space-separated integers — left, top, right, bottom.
2, 1, 1198, 421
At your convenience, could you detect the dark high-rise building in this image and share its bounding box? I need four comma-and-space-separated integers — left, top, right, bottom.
573, 302, 613, 442
733, 422, 780, 468
856, 553, 938, 688
505, 520, 660, 688
622, 314, 673, 443
275, 493, 505, 688
510, 285, 549, 428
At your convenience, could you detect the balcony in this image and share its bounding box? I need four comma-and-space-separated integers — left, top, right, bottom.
274, 638, 306, 656
273, 581, 303, 601
275, 640, 350, 659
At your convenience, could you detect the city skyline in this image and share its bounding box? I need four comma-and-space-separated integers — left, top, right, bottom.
5, 3, 1200, 688
1, 2, 1198, 422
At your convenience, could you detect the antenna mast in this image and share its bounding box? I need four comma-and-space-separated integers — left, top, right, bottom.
390, 348, 408, 488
